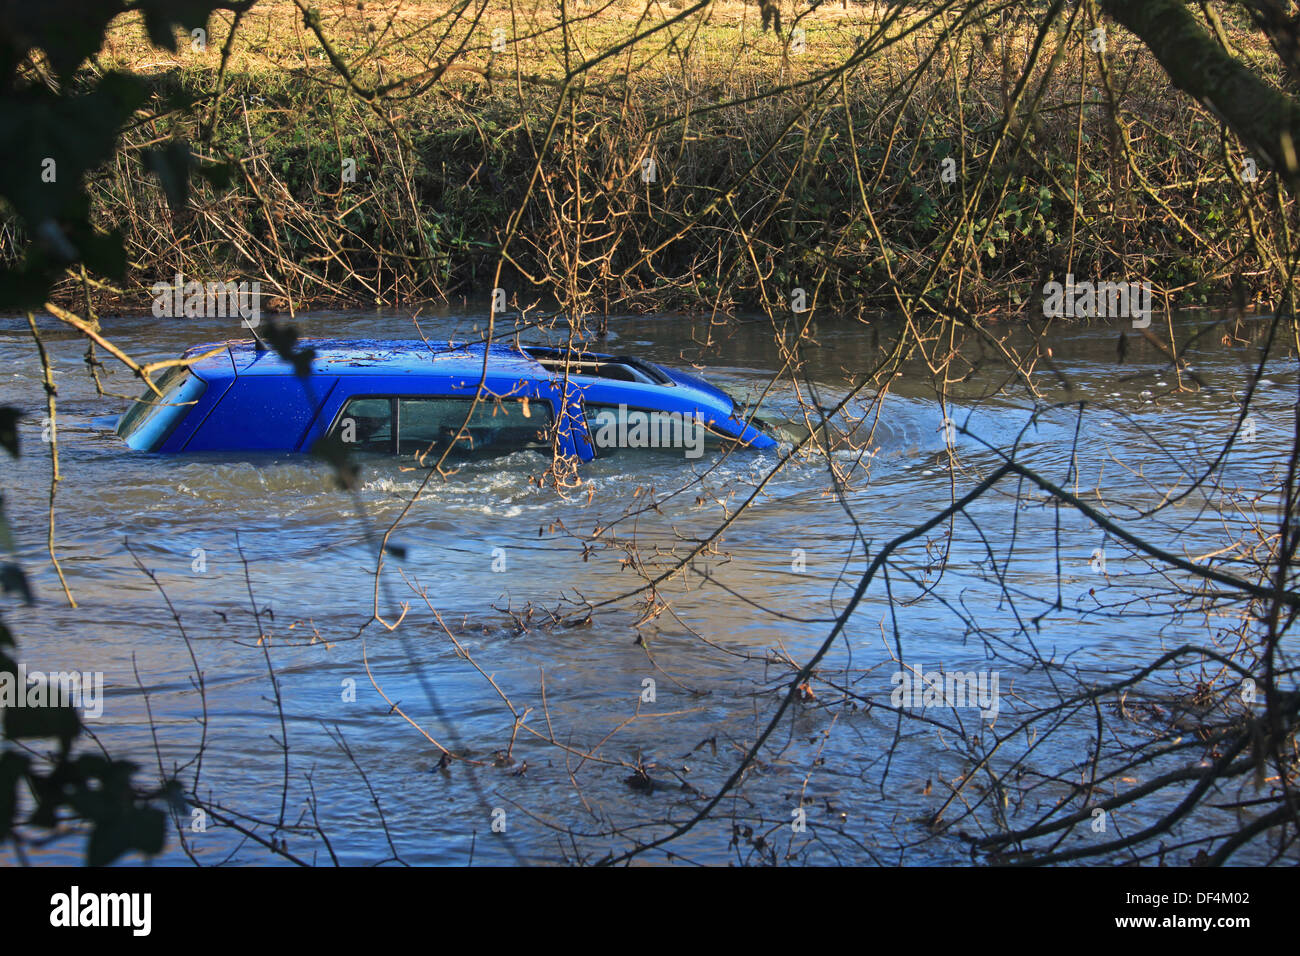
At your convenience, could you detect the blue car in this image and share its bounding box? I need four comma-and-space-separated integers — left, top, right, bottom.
115, 339, 777, 462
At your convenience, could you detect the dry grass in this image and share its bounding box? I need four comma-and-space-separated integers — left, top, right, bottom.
100, 0, 880, 83
11, 1, 1288, 317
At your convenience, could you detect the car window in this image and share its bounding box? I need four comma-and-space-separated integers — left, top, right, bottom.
330, 395, 552, 458
333, 397, 394, 452
398, 397, 551, 457
117, 365, 208, 451
584, 402, 706, 459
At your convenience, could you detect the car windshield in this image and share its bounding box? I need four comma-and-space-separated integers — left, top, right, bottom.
717, 384, 781, 439
117, 365, 208, 451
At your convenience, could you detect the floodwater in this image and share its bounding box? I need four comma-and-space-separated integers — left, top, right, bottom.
0, 307, 1294, 865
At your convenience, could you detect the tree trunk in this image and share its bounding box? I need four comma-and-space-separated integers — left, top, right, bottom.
1098, 0, 1300, 187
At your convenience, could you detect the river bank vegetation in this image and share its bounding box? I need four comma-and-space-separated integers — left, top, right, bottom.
5, 0, 1293, 320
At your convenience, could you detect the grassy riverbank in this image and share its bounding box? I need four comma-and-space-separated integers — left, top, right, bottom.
13, 1, 1292, 320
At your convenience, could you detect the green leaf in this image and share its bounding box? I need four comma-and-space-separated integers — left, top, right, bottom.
76, 229, 127, 281
136, 0, 223, 53
195, 159, 233, 190
87, 805, 166, 866
310, 433, 361, 492
0, 262, 59, 312
263, 321, 317, 378
4, 702, 80, 751
0, 752, 28, 842
0, 564, 32, 605
143, 140, 193, 214
0, 72, 147, 228
0, 407, 20, 458
0, 1, 127, 81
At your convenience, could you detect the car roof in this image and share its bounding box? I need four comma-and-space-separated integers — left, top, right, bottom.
182, 338, 541, 379
176, 338, 743, 420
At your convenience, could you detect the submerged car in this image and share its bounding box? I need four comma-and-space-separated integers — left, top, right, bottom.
115, 339, 777, 462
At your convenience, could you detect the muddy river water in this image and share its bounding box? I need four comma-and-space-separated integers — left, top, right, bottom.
0, 307, 1293, 865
